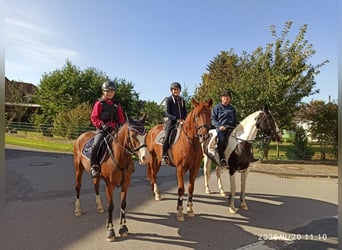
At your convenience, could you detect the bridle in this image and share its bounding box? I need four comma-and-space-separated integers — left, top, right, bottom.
181, 108, 211, 142
256, 111, 281, 141
109, 124, 147, 156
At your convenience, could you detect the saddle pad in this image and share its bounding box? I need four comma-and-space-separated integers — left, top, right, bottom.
81, 136, 108, 164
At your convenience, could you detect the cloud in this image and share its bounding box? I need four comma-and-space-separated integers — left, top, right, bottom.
5, 16, 79, 66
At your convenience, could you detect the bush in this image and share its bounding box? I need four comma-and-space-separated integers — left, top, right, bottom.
285, 126, 315, 160
54, 103, 93, 139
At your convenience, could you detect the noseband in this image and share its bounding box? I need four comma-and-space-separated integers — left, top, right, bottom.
194, 110, 211, 136
126, 127, 148, 155
256, 111, 278, 140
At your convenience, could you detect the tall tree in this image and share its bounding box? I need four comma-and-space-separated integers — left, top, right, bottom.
33, 60, 142, 124
194, 21, 329, 127
295, 100, 338, 160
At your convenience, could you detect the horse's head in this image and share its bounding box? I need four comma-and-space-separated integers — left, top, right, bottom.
126, 114, 151, 165
255, 106, 282, 142
190, 98, 213, 142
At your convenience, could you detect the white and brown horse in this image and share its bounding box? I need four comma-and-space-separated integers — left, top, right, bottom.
202, 106, 282, 213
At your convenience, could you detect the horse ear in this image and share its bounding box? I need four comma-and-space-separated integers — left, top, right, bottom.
141, 113, 147, 123
208, 99, 213, 107
191, 98, 199, 107
125, 112, 132, 125
263, 105, 269, 112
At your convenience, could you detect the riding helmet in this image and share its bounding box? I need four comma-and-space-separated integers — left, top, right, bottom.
220, 90, 232, 98
102, 81, 116, 91
170, 82, 182, 91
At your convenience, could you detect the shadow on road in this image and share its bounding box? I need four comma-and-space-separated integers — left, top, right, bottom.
4, 148, 338, 250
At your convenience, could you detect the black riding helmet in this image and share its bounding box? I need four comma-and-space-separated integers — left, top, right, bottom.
220, 90, 232, 98
102, 81, 116, 91
170, 82, 182, 91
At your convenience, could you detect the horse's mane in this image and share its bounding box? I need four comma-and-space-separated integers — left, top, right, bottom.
233, 111, 261, 141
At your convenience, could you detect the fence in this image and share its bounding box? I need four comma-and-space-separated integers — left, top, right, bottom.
5, 121, 94, 140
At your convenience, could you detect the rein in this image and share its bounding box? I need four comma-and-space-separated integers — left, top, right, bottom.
103, 126, 146, 185
181, 110, 210, 144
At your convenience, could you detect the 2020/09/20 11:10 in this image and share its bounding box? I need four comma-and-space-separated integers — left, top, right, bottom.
257, 233, 328, 241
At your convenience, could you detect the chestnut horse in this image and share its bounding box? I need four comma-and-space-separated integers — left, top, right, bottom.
202, 106, 282, 213
146, 99, 212, 221
73, 114, 150, 241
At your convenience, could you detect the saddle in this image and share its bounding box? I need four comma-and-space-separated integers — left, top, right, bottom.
155, 126, 181, 146
82, 133, 113, 165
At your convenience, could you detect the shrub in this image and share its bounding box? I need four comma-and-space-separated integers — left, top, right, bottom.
285, 126, 315, 160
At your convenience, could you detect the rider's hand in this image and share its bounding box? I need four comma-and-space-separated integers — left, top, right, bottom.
101, 123, 110, 132
219, 126, 226, 131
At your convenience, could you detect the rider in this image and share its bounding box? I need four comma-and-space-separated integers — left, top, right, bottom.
89, 80, 125, 178
211, 90, 237, 166
161, 82, 187, 165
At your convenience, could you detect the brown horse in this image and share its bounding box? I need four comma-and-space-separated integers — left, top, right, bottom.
73, 114, 150, 241
146, 99, 213, 221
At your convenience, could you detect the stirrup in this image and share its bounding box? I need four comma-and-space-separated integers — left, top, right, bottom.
161, 156, 169, 165
90, 165, 101, 178
220, 159, 227, 166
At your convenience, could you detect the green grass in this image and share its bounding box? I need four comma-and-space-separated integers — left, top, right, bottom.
5, 134, 74, 153
5, 133, 335, 161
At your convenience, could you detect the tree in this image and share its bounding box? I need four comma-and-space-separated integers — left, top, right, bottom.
295, 100, 338, 160
142, 100, 164, 128
53, 102, 93, 139
32, 60, 143, 125
194, 21, 329, 128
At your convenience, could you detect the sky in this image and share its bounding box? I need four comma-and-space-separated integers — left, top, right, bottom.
5, 0, 338, 104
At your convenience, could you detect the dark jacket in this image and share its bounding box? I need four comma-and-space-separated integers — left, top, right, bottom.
211, 103, 237, 129
165, 95, 187, 123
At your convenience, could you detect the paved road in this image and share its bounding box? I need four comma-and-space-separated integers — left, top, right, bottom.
4, 147, 338, 249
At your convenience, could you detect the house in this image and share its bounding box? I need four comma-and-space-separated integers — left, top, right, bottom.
5, 77, 41, 121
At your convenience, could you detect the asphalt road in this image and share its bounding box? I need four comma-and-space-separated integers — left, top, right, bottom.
4, 147, 338, 250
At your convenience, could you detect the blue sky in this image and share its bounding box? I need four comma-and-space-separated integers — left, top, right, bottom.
5, 0, 338, 103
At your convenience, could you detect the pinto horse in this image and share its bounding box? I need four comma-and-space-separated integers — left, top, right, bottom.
73, 114, 150, 241
146, 99, 212, 221
202, 106, 282, 213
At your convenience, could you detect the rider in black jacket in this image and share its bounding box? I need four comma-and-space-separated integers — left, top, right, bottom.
162, 82, 187, 165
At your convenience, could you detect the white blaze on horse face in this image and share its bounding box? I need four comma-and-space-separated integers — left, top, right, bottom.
137, 134, 150, 165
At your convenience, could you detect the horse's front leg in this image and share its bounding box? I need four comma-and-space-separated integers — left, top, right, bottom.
105, 186, 115, 242
203, 154, 212, 194
148, 157, 161, 201
240, 169, 249, 211
186, 166, 199, 218
119, 191, 129, 238
228, 173, 238, 213
93, 177, 104, 213
74, 166, 83, 216
176, 168, 185, 222
215, 166, 226, 196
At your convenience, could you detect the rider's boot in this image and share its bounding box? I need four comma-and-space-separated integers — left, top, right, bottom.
90, 164, 101, 178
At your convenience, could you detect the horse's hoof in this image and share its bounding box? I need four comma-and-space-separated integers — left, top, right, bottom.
219, 190, 226, 196
107, 236, 116, 242
119, 225, 129, 238
155, 194, 161, 201
177, 215, 185, 222
97, 208, 104, 213
229, 207, 238, 214
106, 228, 115, 242
205, 188, 211, 194
187, 211, 195, 217
74, 211, 82, 216
240, 204, 249, 210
